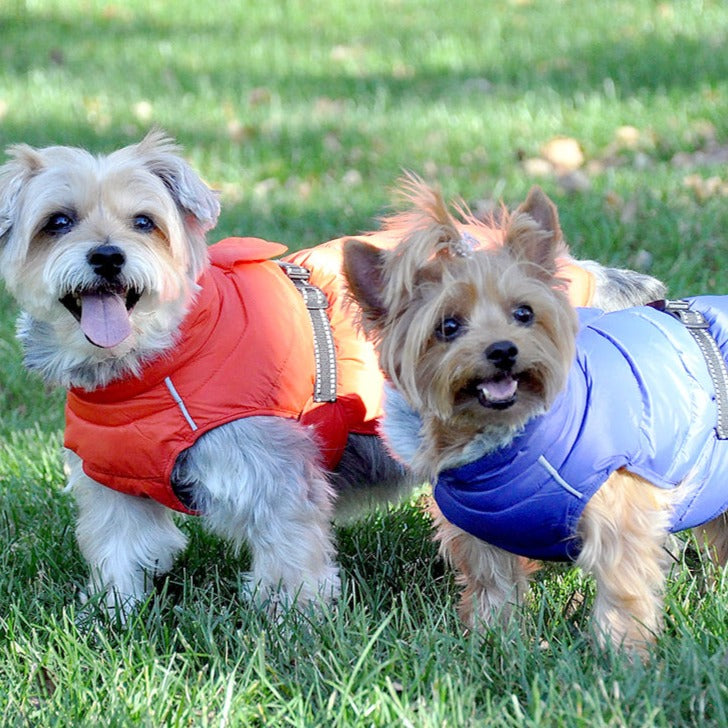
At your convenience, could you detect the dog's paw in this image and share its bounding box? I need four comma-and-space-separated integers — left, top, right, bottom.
75, 586, 142, 630
77, 580, 147, 626
240, 568, 341, 619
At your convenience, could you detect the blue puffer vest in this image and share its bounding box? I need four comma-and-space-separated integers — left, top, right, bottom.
434, 297, 728, 561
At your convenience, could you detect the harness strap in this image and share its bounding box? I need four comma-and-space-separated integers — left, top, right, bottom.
655, 299, 728, 439
277, 261, 337, 403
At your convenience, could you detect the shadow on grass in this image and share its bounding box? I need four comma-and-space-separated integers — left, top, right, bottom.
2, 5, 727, 149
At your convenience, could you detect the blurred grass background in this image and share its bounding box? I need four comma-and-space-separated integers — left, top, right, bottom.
1, 1, 727, 725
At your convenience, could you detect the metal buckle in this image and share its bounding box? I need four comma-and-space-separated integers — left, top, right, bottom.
277, 261, 310, 281
654, 299, 710, 329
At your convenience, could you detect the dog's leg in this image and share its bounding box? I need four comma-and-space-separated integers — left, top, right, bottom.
330, 433, 417, 520
696, 512, 728, 567
68, 453, 188, 619
429, 499, 532, 629
172, 416, 340, 612
576, 469, 672, 655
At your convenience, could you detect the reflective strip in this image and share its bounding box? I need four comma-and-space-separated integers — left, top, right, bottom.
660, 300, 728, 440
278, 261, 338, 403
164, 376, 198, 431
538, 455, 584, 499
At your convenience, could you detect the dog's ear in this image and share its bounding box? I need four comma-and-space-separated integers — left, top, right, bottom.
0, 144, 43, 241
506, 186, 565, 277
134, 130, 221, 232
516, 186, 563, 243
342, 239, 389, 329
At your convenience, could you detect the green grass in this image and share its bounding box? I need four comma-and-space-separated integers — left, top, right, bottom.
1, 0, 728, 724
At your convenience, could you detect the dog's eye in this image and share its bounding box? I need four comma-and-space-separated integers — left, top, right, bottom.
435, 316, 464, 341
512, 304, 534, 326
43, 212, 75, 235
133, 215, 156, 233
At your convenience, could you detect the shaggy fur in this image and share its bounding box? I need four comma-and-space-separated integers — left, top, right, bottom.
0, 132, 412, 619
343, 178, 727, 656
0, 133, 668, 626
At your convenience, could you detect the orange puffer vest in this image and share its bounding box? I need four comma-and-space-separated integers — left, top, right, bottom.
64, 232, 595, 515
64, 237, 384, 513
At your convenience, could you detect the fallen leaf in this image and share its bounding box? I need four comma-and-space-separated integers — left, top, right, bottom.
49, 48, 64, 65
392, 62, 415, 79
253, 178, 278, 199
632, 152, 652, 170
133, 100, 153, 123
541, 137, 584, 171
683, 174, 728, 200
226, 119, 253, 143
248, 87, 271, 107
330, 45, 358, 62
672, 144, 728, 168
324, 132, 342, 152
342, 169, 362, 186
424, 160, 439, 177
219, 182, 244, 203
632, 250, 654, 271
470, 197, 499, 222
557, 170, 590, 193
522, 157, 552, 177
614, 125, 641, 149
619, 198, 639, 225
604, 190, 623, 211
462, 77, 494, 94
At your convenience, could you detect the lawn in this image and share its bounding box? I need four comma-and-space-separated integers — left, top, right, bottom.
1, 0, 727, 725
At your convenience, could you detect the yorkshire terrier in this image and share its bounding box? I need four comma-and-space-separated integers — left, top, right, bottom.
344, 178, 728, 654
0, 132, 666, 623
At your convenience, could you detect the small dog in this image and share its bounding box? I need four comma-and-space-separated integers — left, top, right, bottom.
0, 133, 665, 622
0, 131, 415, 618
344, 179, 728, 654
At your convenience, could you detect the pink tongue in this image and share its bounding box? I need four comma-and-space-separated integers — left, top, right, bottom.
478, 377, 517, 402
80, 292, 132, 348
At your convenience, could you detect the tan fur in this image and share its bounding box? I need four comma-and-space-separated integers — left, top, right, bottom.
696, 512, 728, 565
343, 178, 728, 657
348, 182, 577, 476
576, 470, 677, 655
429, 498, 537, 627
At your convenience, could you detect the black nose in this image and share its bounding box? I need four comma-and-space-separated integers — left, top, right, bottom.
485, 340, 518, 371
88, 244, 125, 280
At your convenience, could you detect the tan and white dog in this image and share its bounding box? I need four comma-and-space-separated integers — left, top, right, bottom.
0, 131, 416, 619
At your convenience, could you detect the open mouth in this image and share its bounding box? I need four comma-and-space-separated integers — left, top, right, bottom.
458, 373, 519, 410
475, 374, 518, 410
60, 287, 142, 349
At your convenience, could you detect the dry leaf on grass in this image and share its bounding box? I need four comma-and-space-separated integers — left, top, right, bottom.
557, 170, 591, 193
522, 157, 552, 177
631, 249, 654, 271
226, 119, 254, 143
541, 137, 584, 171
248, 87, 272, 107
683, 174, 728, 200
672, 144, 728, 168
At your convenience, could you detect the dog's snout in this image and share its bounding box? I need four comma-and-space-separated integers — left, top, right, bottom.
485, 340, 518, 370
88, 244, 125, 280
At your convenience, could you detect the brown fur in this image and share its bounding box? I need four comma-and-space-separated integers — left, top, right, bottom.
343, 178, 728, 657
